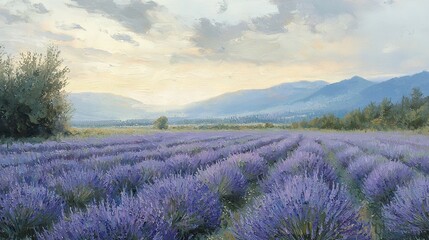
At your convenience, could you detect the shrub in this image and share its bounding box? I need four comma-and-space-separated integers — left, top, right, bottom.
51, 169, 106, 209
226, 152, 268, 181
233, 175, 368, 240
407, 154, 429, 174
0, 46, 70, 138
0, 185, 63, 239
105, 164, 148, 198
41, 200, 154, 240
197, 161, 247, 202
347, 155, 387, 186
363, 161, 415, 204
165, 154, 199, 175
256, 138, 298, 164
335, 146, 362, 168
383, 177, 429, 238
135, 160, 172, 182
296, 139, 326, 158
153, 116, 168, 130
134, 176, 222, 239
263, 151, 337, 192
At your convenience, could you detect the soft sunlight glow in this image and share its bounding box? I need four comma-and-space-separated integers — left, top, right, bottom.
1, 0, 428, 106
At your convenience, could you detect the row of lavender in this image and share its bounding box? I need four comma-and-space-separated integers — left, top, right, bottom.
0, 131, 300, 239
231, 138, 370, 239
1, 131, 428, 239
324, 133, 429, 239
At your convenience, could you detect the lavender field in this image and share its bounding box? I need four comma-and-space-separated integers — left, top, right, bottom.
1, 131, 428, 239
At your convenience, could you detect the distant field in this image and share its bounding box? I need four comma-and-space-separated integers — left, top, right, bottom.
1, 131, 428, 239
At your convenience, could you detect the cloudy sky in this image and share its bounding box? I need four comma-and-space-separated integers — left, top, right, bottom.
1, 0, 428, 107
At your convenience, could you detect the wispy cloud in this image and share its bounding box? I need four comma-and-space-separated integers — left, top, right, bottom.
111, 33, 139, 46
69, 0, 158, 34
57, 23, 86, 31
0, 8, 28, 24
33, 3, 49, 14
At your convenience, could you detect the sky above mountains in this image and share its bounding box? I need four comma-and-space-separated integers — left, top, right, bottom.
1, 0, 428, 107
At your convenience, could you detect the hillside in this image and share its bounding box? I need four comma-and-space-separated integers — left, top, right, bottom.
69, 71, 429, 122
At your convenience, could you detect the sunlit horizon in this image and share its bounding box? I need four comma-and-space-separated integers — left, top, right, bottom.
1, 0, 429, 106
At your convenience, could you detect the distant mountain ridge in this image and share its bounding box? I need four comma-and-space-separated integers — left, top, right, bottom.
69, 71, 429, 122
182, 81, 328, 117
69, 92, 156, 121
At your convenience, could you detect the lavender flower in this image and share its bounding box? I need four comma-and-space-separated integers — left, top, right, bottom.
51, 169, 106, 209
336, 146, 362, 168
382, 177, 429, 238
134, 176, 222, 239
165, 154, 199, 175
197, 161, 248, 202
0, 185, 63, 239
363, 161, 415, 204
347, 155, 387, 186
234, 175, 368, 240
296, 139, 326, 158
263, 151, 337, 192
105, 164, 148, 197
407, 154, 429, 174
41, 200, 154, 240
226, 152, 268, 181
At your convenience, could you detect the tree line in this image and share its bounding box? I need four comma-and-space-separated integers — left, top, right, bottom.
293, 88, 429, 130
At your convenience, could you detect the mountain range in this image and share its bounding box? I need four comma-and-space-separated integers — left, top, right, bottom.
69, 71, 429, 122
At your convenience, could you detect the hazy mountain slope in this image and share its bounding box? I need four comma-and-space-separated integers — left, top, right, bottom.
69, 92, 153, 121
69, 71, 429, 122
358, 71, 429, 105
182, 81, 328, 117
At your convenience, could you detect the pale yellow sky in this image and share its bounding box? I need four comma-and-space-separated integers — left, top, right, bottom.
1, 0, 428, 107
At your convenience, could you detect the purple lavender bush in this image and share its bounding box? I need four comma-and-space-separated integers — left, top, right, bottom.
383, 177, 429, 238
105, 164, 148, 197
197, 161, 248, 202
336, 146, 362, 168
296, 139, 326, 158
136, 160, 172, 182
407, 154, 429, 174
263, 151, 337, 192
347, 155, 387, 186
134, 176, 222, 239
233, 175, 368, 240
226, 152, 268, 181
0, 185, 63, 239
40, 200, 154, 240
363, 161, 415, 204
51, 169, 107, 209
256, 138, 298, 164
165, 154, 199, 175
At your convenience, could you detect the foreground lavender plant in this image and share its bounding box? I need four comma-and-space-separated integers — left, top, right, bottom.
0, 185, 63, 239
363, 161, 415, 204
335, 146, 362, 168
41, 200, 154, 240
51, 169, 106, 209
347, 154, 387, 186
105, 164, 148, 197
197, 161, 247, 202
134, 176, 222, 239
263, 151, 337, 192
234, 175, 368, 240
383, 177, 429, 238
226, 152, 268, 181
407, 154, 429, 174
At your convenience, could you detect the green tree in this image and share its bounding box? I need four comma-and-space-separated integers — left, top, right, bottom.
153, 116, 168, 130
0, 46, 70, 138
410, 87, 424, 110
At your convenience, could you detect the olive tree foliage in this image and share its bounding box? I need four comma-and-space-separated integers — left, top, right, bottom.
153, 116, 168, 130
0, 46, 71, 138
